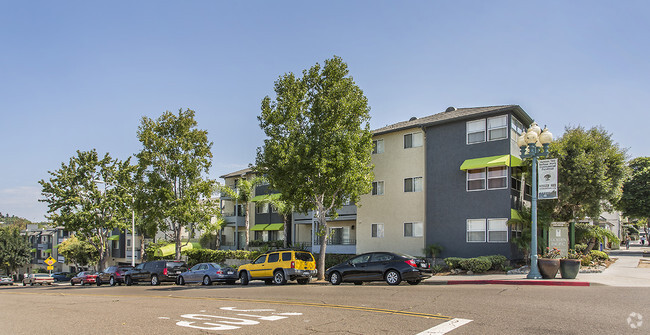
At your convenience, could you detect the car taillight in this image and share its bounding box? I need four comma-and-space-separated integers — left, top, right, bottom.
216, 270, 223, 274
291, 261, 295, 269
405, 260, 418, 268
163, 268, 168, 276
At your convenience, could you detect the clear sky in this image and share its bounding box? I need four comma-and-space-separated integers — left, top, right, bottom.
1, 1, 648, 222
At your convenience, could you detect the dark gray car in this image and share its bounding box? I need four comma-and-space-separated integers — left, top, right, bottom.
124, 260, 187, 286
177, 262, 238, 285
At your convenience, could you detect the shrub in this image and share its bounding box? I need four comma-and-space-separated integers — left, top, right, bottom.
478, 255, 508, 270
581, 255, 592, 266
574, 244, 588, 255
431, 265, 445, 274
589, 250, 609, 261
444, 257, 465, 269
459, 258, 492, 273
314, 253, 356, 269
183, 249, 261, 267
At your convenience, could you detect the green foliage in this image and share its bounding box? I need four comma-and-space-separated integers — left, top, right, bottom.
39, 149, 136, 271
431, 265, 445, 274
574, 243, 588, 254
508, 206, 551, 259
0, 225, 32, 273
541, 126, 627, 222
589, 250, 609, 261
219, 176, 266, 250
314, 253, 356, 270
136, 109, 218, 260
144, 240, 170, 261
478, 255, 508, 270
575, 223, 620, 251
565, 249, 581, 259
459, 258, 492, 273
182, 249, 261, 267
444, 257, 465, 269
423, 244, 443, 258
625, 225, 639, 235
581, 255, 592, 266
57, 236, 99, 268
256, 56, 374, 279
617, 157, 650, 219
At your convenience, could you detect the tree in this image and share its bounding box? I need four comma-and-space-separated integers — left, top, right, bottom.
256, 56, 374, 280
57, 236, 99, 269
617, 157, 650, 221
136, 108, 217, 260
0, 225, 32, 275
220, 176, 266, 250
39, 150, 136, 271
252, 193, 293, 248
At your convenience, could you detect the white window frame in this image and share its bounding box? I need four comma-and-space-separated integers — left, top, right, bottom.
404, 222, 423, 237
404, 132, 423, 149
487, 166, 508, 190
466, 168, 486, 191
256, 202, 269, 214
466, 219, 486, 242
487, 115, 508, 141
372, 139, 384, 154
487, 218, 509, 243
404, 177, 423, 192
466, 119, 486, 144
371, 223, 384, 238
371, 181, 385, 195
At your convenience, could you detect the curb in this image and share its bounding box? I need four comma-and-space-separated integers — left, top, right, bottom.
425, 279, 591, 286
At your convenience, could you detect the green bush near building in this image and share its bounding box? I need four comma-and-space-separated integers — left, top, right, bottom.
183, 249, 262, 267
459, 258, 492, 273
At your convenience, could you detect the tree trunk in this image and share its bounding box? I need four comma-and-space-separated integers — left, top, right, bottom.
175, 225, 182, 260
283, 215, 289, 249
244, 205, 250, 250
316, 208, 328, 281
139, 234, 145, 263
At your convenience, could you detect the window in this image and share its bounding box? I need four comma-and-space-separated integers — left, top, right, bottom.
127, 239, 131, 247
267, 253, 280, 262
268, 230, 278, 241
371, 181, 384, 195
467, 120, 486, 144
511, 117, 525, 136
253, 255, 267, 264
487, 166, 508, 189
488, 219, 508, 242
404, 177, 423, 192
370, 253, 395, 262
282, 252, 291, 261
467, 219, 486, 242
487, 115, 508, 141
467, 168, 486, 191
511, 221, 522, 239
256, 203, 269, 214
371, 223, 384, 238
404, 222, 423, 237
404, 132, 423, 148
349, 254, 371, 265
372, 139, 384, 154
254, 231, 263, 240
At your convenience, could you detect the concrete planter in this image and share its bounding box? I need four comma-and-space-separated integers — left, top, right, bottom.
559, 259, 581, 279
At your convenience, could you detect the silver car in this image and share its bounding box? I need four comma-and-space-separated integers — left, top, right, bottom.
0, 276, 14, 286
177, 263, 238, 285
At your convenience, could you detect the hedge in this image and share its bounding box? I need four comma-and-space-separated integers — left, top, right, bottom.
444, 257, 465, 269
589, 250, 609, 261
459, 258, 492, 273
182, 249, 262, 267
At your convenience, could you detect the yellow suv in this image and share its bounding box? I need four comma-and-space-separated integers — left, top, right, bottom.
238, 250, 317, 285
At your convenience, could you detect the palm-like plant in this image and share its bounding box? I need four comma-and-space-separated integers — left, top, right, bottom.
220, 176, 265, 250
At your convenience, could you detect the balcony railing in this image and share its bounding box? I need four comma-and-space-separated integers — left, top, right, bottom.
313, 238, 356, 246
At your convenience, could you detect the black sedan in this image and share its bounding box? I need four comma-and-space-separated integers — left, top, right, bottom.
325, 252, 432, 286
177, 263, 238, 285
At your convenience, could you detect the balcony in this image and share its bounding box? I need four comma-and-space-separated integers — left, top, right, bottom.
223, 213, 245, 226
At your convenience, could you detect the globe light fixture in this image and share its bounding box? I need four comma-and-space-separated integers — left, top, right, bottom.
518, 122, 553, 279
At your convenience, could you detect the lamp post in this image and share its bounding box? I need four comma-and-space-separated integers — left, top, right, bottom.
94, 180, 137, 267
517, 122, 553, 279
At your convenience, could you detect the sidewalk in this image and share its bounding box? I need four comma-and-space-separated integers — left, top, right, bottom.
423, 244, 650, 287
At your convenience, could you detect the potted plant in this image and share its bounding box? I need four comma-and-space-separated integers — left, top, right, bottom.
538, 247, 561, 279
559, 249, 581, 279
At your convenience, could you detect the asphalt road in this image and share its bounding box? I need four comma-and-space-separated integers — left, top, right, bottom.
1, 282, 647, 334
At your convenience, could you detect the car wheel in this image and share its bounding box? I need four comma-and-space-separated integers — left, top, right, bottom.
125, 276, 132, 286
22, 282, 26, 286
70, 281, 74, 286
80, 280, 84, 286
96, 278, 102, 286
239, 272, 249, 286
385, 270, 401, 285
407, 280, 421, 285
297, 278, 310, 285
30, 282, 34, 286
177, 276, 185, 285
329, 272, 342, 285
109, 277, 115, 286
151, 275, 159, 286
273, 270, 287, 285
202, 276, 212, 286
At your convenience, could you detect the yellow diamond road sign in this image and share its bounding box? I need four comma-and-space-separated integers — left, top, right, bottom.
44, 257, 57, 266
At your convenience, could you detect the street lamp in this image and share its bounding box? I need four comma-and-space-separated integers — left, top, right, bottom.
517, 122, 553, 279
94, 180, 137, 267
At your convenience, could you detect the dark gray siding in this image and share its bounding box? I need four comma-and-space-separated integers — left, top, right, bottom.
425, 113, 519, 259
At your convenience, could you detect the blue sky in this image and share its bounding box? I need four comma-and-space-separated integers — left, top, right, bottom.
1, 1, 648, 222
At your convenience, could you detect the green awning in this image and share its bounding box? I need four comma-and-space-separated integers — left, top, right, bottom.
108, 235, 120, 241
511, 209, 523, 221
250, 193, 282, 202
30, 248, 37, 252
44, 249, 52, 253
154, 242, 201, 257
460, 155, 522, 171
250, 223, 285, 231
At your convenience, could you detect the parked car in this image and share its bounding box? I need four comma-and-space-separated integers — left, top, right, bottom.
96, 266, 133, 286
22, 273, 54, 286
325, 252, 432, 286
0, 276, 14, 286
124, 260, 188, 286
51, 272, 73, 282
237, 249, 317, 285
70, 271, 98, 286
177, 262, 238, 286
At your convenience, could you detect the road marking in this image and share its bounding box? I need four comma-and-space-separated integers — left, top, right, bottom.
416, 318, 473, 334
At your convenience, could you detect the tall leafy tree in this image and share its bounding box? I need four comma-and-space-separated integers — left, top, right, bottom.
136, 108, 217, 260
57, 235, 99, 269
39, 150, 136, 271
256, 56, 374, 279
618, 157, 650, 222
220, 176, 266, 250
0, 225, 32, 275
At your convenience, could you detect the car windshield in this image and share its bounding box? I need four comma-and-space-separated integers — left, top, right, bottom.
166, 262, 185, 268
209, 263, 221, 269
295, 252, 314, 262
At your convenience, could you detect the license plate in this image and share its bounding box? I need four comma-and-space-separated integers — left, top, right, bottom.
303, 272, 310, 276
227, 271, 233, 275
175, 271, 181, 274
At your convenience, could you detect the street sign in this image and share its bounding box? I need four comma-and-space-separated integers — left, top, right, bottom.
44, 257, 57, 266
47, 265, 54, 271
538, 158, 558, 199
